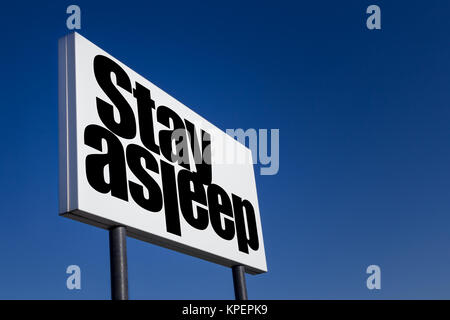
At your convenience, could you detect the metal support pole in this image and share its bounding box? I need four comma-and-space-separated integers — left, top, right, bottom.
232, 265, 248, 300
109, 226, 128, 300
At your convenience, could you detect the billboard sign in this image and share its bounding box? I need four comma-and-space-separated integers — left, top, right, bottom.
58, 32, 266, 274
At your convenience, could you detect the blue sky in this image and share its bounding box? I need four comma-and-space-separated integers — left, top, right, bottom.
0, 0, 449, 299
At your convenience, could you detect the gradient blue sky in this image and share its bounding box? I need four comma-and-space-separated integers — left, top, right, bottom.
0, 1, 449, 299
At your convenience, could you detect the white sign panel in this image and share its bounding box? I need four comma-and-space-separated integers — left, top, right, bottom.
58, 32, 267, 274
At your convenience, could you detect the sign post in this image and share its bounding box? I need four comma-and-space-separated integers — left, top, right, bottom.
109, 226, 129, 300
232, 265, 248, 300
